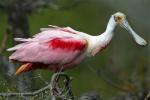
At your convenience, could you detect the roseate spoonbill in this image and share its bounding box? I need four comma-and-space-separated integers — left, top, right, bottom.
7, 12, 147, 75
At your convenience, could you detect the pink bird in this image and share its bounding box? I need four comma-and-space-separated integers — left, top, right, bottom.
7, 12, 147, 75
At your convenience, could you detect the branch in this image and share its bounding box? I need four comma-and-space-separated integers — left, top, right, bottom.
0, 72, 74, 100
0, 84, 51, 97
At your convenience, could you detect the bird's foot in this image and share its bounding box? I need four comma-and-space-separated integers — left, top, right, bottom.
50, 72, 74, 100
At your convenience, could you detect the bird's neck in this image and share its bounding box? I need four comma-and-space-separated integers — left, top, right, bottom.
99, 16, 117, 43
89, 16, 117, 56
104, 15, 117, 34
98, 16, 117, 43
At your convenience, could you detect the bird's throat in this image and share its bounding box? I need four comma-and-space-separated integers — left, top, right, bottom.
105, 15, 117, 34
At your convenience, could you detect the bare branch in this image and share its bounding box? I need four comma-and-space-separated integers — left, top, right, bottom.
0, 73, 74, 100
0, 84, 51, 97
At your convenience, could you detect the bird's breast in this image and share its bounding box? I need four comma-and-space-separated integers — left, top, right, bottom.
86, 36, 112, 57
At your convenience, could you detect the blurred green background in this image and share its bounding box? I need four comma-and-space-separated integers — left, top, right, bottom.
0, 0, 149, 99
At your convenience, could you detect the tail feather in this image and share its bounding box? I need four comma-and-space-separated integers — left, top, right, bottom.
15, 63, 48, 75
14, 38, 32, 42
7, 46, 21, 51
15, 63, 33, 75
7, 42, 29, 51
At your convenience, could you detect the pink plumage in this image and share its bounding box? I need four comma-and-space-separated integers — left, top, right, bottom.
8, 26, 88, 74
8, 12, 147, 75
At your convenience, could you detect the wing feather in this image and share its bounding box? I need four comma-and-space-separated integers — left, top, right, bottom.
8, 26, 88, 64
9, 37, 87, 65
11, 26, 86, 43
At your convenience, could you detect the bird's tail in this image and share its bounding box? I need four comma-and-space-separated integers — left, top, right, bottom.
15, 63, 48, 75
15, 63, 34, 75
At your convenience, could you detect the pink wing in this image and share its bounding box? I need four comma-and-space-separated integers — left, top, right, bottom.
8, 37, 87, 65
13, 26, 83, 42
8, 26, 85, 51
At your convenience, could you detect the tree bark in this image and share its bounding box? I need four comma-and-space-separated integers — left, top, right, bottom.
7, 2, 33, 92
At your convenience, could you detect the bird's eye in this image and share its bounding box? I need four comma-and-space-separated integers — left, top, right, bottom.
114, 16, 122, 22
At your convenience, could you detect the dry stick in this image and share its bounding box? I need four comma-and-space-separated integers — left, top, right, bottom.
0, 84, 51, 97
0, 73, 73, 99
50, 72, 74, 100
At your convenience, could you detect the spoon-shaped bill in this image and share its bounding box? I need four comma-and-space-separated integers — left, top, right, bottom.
120, 19, 147, 46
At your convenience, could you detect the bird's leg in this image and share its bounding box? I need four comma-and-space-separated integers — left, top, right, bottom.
50, 72, 74, 100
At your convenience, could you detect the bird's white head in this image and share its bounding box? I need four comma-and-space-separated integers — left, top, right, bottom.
112, 12, 147, 46
113, 12, 126, 24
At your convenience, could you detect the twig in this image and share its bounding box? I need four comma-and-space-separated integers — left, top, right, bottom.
0, 72, 74, 100
0, 84, 51, 97
50, 72, 74, 100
